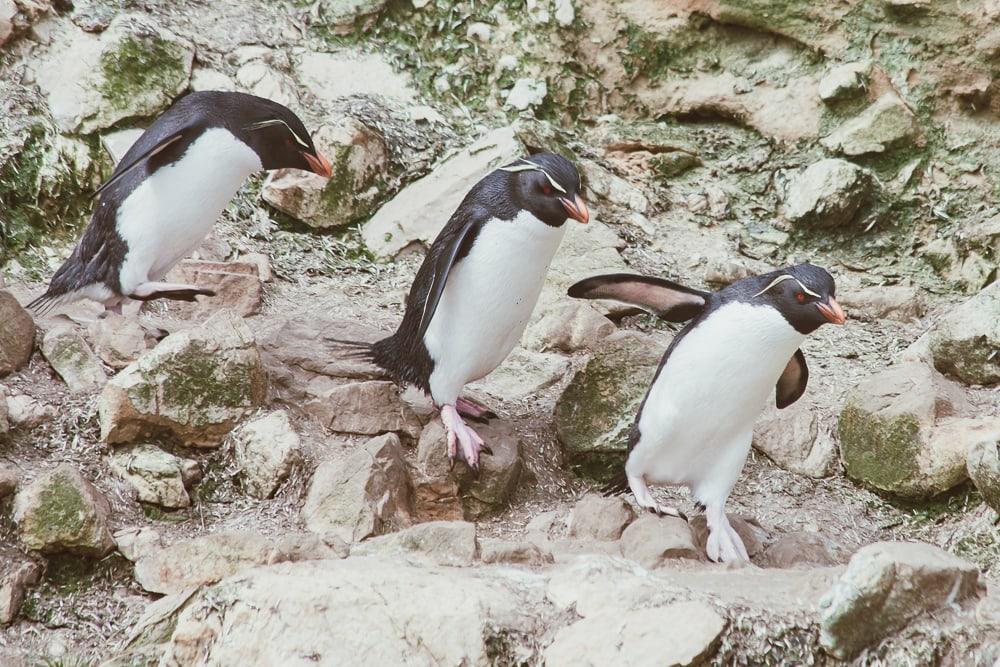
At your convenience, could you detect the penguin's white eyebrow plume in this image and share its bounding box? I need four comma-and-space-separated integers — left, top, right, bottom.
500, 158, 568, 194
244, 118, 310, 148
568, 263, 846, 563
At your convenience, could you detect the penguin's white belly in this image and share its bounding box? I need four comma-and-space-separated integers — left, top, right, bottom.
424, 211, 567, 403
115, 129, 262, 294
631, 302, 806, 504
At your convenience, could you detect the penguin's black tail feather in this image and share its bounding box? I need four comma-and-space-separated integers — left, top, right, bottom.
26, 292, 63, 316
600, 472, 629, 496
326, 337, 377, 362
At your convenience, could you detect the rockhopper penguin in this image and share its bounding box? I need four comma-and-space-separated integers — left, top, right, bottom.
346, 153, 589, 469
568, 263, 846, 562
28, 91, 333, 314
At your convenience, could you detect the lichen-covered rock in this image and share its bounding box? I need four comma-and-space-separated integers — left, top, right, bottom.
99, 310, 267, 447
818, 62, 869, 102
108, 444, 201, 509
554, 332, 665, 481
263, 118, 389, 229
967, 439, 1000, 513
40, 325, 106, 393
544, 601, 725, 667
838, 361, 979, 498
415, 418, 523, 520
568, 494, 635, 541
362, 125, 523, 257
13, 464, 115, 557
619, 514, 700, 567
317, 0, 387, 35
302, 433, 414, 542
0, 291, 33, 377
30, 14, 194, 134
352, 520, 479, 567
821, 94, 921, 156
505, 77, 547, 111
133, 531, 345, 595
233, 410, 302, 499
0, 549, 41, 626
819, 541, 984, 659
928, 282, 1000, 386
783, 158, 875, 228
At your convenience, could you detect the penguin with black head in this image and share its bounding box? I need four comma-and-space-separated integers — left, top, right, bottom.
344, 153, 589, 469
29, 90, 333, 314
568, 263, 846, 562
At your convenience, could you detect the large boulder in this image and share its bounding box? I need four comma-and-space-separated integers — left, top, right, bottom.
232, 410, 302, 499
0, 291, 34, 377
12, 464, 115, 557
40, 325, 107, 393
29, 14, 194, 134
928, 282, 1000, 386
554, 332, 665, 480
302, 433, 414, 542
544, 601, 725, 667
415, 418, 523, 520
362, 125, 523, 257
821, 94, 921, 156
99, 310, 267, 447
108, 444, 201, 509
782, 158, 875, 228
838, 361, 988, 498
819, 541, 984, 659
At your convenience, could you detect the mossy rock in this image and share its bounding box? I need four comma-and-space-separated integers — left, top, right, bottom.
967, 439, 1000, 513
928, 282, 1000, 386
839, 404, 924, 495
554, 332, 665, 482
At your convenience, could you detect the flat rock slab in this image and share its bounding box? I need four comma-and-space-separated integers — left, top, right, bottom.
352, 520, 479, 567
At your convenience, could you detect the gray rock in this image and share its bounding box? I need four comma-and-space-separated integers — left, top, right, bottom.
505, 77, 547, 110
928, 282, 1000, 386
164, 259, 264, 318
317, 0, 387, 34
30, 14, 194, 134
522, 302, 615, 353
13, 464, 115, 557
967, 439, 1000, 513
470, 348, 569, 401
568, 494, 635, 541
113, 526, 163, 563
362, 126, 524, 257
819, 541, 984, 659
783, 158, 874, 228
555, 332, 665, 481
87, 312, 151, 369
302, 433, 414, 542
4, 392, 57, 428
108, 444, 201, 509
821, 94, 920, 156
233, 410, 302, 499
40, 325, 107, 393
0, 291, 34, 377
303, 379, 422, 439
99, 309, 267, 447
544, 601, 725, 667
133, 531, 345, 594
263, 118, 389, 229
0, 385, 7, 435
757, 532, 840, 568
0, 464, 17, 499
353, 520, 479, 567
818, 62, 869, 102
753, 402, 837, 479
479, 539, 553, 566
838, 285, 926, 321
415, 418, 523, 520
619, 514, 700, 567
838, 361, 983, 499
0, 0, 52, 47
0, 549, 41, 625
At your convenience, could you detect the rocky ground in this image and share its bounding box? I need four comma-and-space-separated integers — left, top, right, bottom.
1, 0, 999, 664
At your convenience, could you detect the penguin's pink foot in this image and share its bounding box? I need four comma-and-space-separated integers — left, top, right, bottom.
441, 404, 488, 470
627, 472, 687, 521
456, 396, 496, 422
705, 503, 749, 563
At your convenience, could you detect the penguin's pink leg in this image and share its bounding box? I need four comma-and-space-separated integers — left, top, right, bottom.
705, 503, 749, 563
440, 404, 486, 469
456, 396, 496, 421
626, 468, 686, 520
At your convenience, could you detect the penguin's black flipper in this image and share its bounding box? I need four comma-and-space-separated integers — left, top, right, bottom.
775, 348, 809, 409
567, 273, 709, 323
415, 210, 484, 341
91, 131, 188, 201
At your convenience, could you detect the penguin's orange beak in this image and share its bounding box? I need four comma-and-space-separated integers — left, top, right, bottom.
560, 194, 590, 224
304, 151, 333, 178
817, 297, 846, 325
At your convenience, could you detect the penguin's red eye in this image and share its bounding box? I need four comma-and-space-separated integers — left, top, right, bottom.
796, 292, 806, 303
541, 183, 552, 195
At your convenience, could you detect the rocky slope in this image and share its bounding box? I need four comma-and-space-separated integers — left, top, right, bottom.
0, 0, 998, 664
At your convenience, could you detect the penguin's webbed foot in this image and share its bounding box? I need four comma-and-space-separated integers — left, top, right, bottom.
627, 472, 686, 520
441, 404, 487, 470
456, 396, 497, 423
705, 504, 749, 563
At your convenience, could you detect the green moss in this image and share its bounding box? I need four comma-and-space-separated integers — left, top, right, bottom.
99, 35, 188, 112
146, 346, 259, 423
32, 472, 88, 540
839, 404, 922, 494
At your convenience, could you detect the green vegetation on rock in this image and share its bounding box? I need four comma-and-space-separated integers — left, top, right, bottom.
99, 35, 189, 113
839, 404, 923, 496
